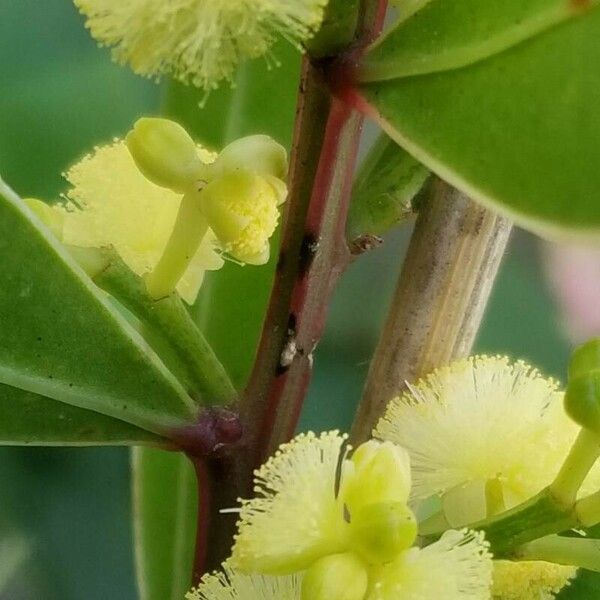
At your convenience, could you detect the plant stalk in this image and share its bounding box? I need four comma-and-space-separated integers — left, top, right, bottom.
517, 535, 600, 572
351, 178, 512, 443
199, 0, 389, 574
243, 0, 389, 467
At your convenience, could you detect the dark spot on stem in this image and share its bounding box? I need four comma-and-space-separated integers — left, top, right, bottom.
299, 233, 319, 275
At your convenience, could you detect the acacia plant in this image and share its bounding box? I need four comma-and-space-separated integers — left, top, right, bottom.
2, 1, 600, 599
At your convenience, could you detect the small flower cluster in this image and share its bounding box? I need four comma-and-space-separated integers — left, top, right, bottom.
188, 355, 600, 599
374, 355, 600, 599
189, 432, 492, 600
28, 118, 287, 304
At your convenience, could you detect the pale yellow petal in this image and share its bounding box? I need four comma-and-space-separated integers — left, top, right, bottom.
187, 563, 301, 599
232, 431, 350, 575
374, 356, 579, 508
369, 530, 492, 600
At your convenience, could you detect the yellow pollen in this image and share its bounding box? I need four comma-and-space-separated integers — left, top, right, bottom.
492, 560, 576, 600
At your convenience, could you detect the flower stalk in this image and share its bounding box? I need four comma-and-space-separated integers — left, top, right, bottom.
518, 535, 600, 572
551, 428, 600, 506
145, 196, 209, 300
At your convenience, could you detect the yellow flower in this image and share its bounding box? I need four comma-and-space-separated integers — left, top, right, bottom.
74, 0, 329, 90
59, 118, 288, 303
374, 355, 600, 599
370, 530, 492, 600
199, 167, 282, 266
374, 356, 600, 517
60, 139, 224, 304
233, 431, 350, 575
230, 431, 493, 600
186, 564, 302, 600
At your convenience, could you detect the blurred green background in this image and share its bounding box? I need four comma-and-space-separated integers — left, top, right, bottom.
0, 1, 572, 598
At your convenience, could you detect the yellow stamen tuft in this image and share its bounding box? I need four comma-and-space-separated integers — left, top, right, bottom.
374, 356, 595, 514
370, 530, 493, 600
187, 563, 302, 599
74, 0, 329, 90
61, 140, 223, 304
200, 168, 281, 265
492, 560, 576, 600
232, 431, 349, 575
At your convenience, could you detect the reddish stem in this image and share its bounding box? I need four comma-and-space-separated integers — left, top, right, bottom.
245, 1, 388, 461
199, 0, 389, 573
190, 456, 211, 585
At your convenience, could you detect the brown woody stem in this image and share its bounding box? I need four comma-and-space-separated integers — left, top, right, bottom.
351, 178, 512, 444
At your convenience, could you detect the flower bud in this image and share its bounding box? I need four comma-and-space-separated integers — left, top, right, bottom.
350, 502, 417, 565
301, 553, 368, 600
213, 135, 288, 180
342, 440, 412, 514
24, 198, 64, 239
200, 168, 282, 265
569, 339, 600, 381
565, 339, 600, 434
126, 118, 207, 193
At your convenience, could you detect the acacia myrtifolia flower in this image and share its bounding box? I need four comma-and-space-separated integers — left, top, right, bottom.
375, 356, 600, 600
74, 0, 329, 90
43, 118, 287, 304
187, 432, 493, 600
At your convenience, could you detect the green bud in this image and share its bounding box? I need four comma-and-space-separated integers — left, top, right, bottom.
126, 117, 207, 193
343, 440, 411, 514
565, 339, 600, 434
565, 375, 600, 435
213, 135, 288, 180
301, 553, 368, 600
350, 502, 417, 565
569, 339, 600, 381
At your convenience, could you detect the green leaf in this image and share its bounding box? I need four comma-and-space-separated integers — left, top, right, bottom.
347, 133, 430, 243
132, 448, 197, 600
0, 178, 196, 435
361, 0, 598, 81
0, 383, 162, 446
93, 251, 236, 406
557, 569, 600, 598
360, 6, 600, 237
133, 44, 301, 599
